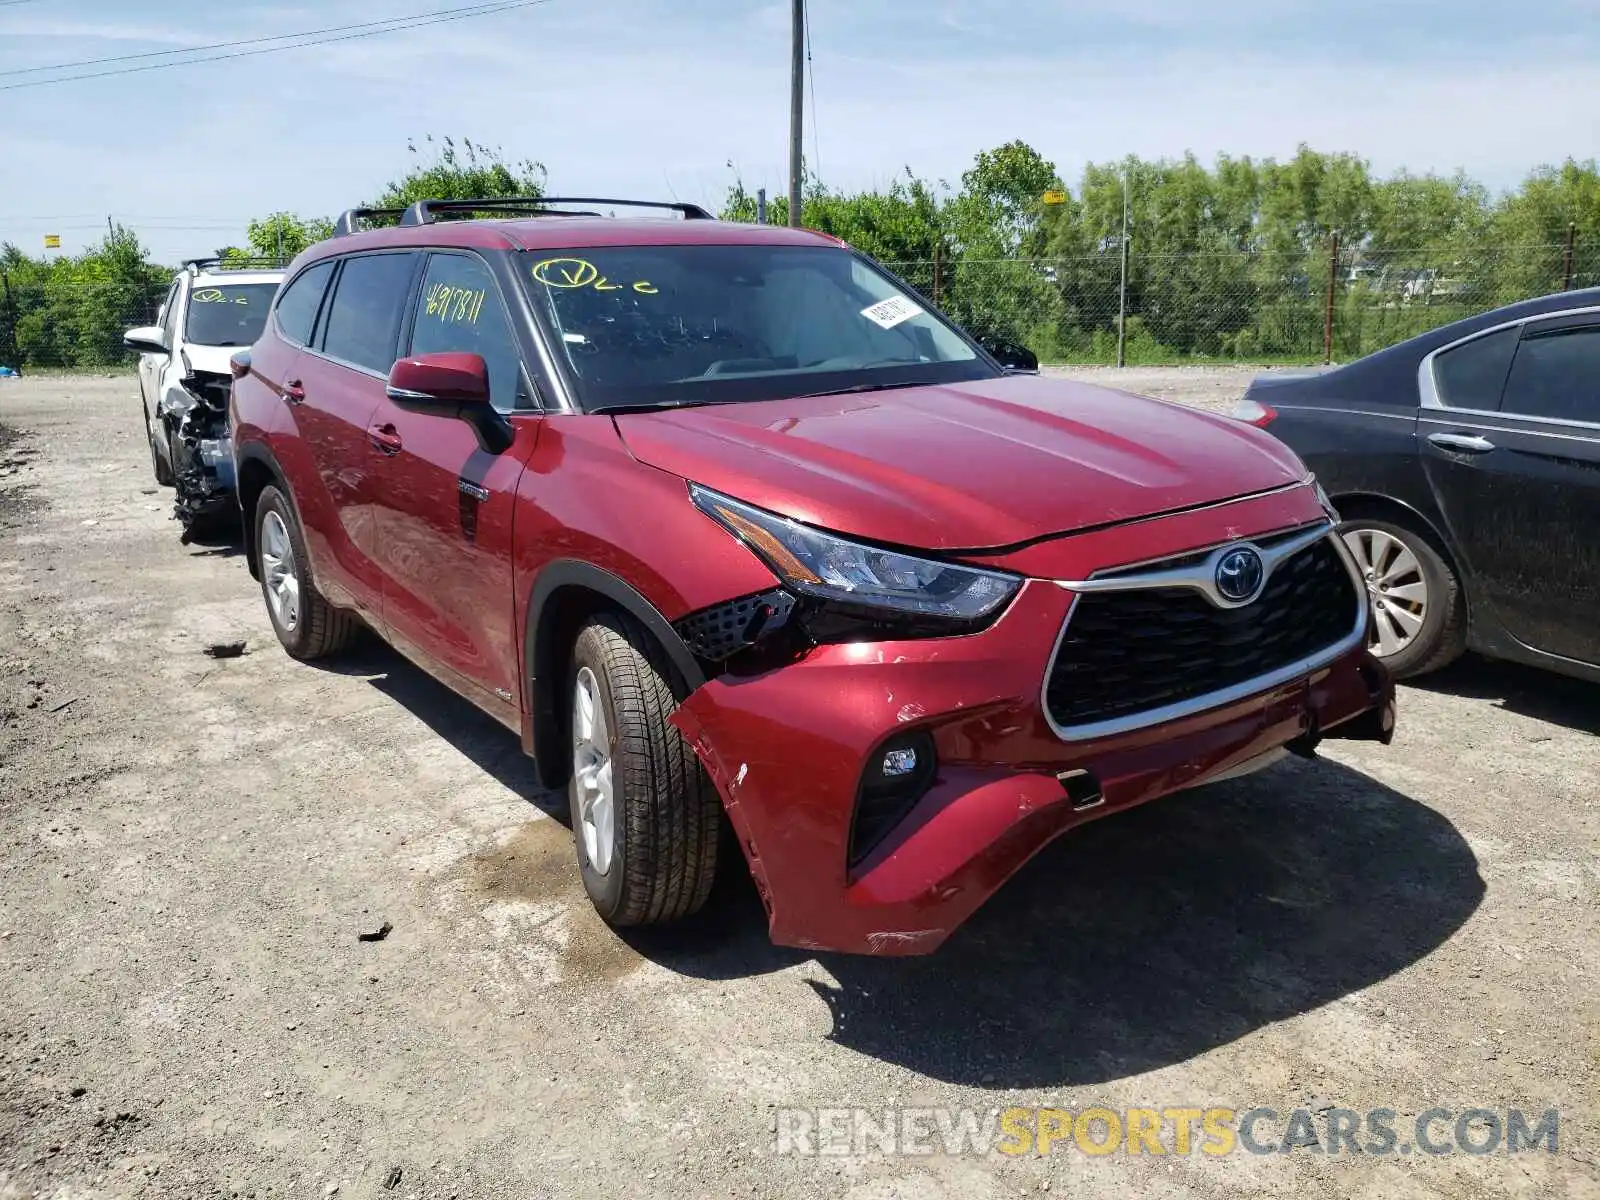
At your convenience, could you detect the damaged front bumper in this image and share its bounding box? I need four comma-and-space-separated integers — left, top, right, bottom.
669, 577, 1394, 958
166, 370, 239, 540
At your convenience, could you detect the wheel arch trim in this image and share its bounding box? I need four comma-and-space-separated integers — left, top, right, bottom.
234, 442, 301, 583
523, 560, 707, 786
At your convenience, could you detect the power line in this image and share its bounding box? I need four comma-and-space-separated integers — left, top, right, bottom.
804, 0, 820, 181
0, 0, 527, 78
0, 0, 553, 91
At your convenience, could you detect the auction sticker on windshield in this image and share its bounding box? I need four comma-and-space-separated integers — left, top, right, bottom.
862, 296, 922, 329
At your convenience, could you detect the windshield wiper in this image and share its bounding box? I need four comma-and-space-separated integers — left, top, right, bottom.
799, 380, 927, 399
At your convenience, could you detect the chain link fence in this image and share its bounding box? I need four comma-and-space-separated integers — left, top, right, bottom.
887, 238, 1599, 366
3, 241, 1595, 375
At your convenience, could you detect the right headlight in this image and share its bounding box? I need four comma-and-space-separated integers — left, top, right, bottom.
690, 485, 1020, 630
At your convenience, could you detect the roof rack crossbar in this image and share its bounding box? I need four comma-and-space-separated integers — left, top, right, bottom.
399, 196, 714, 226
182, 256, 221, 273
333, 207, 407, 237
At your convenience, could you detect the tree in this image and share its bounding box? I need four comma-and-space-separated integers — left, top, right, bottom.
224, 212, 336, 265
370, 135, 545, 210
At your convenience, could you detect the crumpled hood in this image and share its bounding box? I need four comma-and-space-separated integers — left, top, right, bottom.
616, 375, 1308, 551
179, 344, 239, 378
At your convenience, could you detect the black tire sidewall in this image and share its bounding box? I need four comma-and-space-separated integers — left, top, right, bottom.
1339, 518, 1452, 677
569, 629, 627, 918
255, 486, 312, 657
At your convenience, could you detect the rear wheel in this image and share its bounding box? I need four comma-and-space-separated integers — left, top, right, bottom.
1339, 518, 1465, 678
253, 485, 358, 660
568, 613, 719, 927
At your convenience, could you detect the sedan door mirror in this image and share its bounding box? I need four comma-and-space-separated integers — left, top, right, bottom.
386, 352, 512, 454
123, 326, 168, 355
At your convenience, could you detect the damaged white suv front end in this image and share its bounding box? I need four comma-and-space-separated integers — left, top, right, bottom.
124, 259, 284, 541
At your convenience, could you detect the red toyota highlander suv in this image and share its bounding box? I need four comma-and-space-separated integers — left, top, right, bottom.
229, 196, 1395, 956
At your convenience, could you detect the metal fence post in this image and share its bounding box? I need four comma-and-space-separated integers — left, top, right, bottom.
932, 240, 943, 307
1116, 172, 1130, 368
1323, 230, 1340, 364
1562, 223, 1576, 291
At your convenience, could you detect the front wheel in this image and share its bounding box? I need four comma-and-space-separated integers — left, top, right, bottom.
1339, 518, 1466, 678
568, 614, 719, 927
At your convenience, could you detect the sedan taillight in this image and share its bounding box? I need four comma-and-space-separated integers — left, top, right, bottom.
1229, 398, 1278, 427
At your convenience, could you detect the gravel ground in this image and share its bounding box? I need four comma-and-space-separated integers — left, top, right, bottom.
0, 371, 1596, 1199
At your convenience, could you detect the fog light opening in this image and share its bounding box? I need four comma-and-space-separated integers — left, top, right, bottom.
849, 729, 938, 866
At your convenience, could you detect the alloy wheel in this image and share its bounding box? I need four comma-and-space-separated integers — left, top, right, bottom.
260, 510, 301, 633
572, 666, 616, 875
1342, 526, 1429, 658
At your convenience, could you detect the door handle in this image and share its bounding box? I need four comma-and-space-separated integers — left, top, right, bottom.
282, 380, 306, 405
1427, 431, 1495, 455
368, 423, 403, 455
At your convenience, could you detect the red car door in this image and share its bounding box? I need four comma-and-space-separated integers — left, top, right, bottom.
368, 251, 540, 723
288, 251, 422, 619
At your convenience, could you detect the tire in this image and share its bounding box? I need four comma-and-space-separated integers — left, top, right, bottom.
568, 613, 719, 927
146, 404, 174, 487
253, 484, 358, 660
1339, 517, 1466, 679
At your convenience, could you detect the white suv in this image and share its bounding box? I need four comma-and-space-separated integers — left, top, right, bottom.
124, 259, 284, 539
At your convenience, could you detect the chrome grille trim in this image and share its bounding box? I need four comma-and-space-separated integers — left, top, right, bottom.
1040, 526, 1370, 743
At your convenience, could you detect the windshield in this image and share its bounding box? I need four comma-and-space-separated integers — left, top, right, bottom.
184, 283, 279, 347
518, 244, 994, 411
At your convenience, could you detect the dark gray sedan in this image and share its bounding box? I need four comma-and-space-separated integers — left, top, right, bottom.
1233, 287, 1600, 682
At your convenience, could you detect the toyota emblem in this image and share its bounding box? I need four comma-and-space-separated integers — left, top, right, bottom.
1215, 546, 1266, 604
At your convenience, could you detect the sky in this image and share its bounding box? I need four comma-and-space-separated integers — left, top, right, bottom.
1, 0, 1597, 263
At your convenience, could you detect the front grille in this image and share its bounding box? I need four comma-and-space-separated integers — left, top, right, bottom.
1045, 537, 1360, 732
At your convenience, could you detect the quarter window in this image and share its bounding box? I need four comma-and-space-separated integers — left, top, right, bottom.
407, 254, 528, 411
273, 261, 335, 347
1432, 326, 1517, 411
320, 253, 418, 373
1501, 325, 1600, 423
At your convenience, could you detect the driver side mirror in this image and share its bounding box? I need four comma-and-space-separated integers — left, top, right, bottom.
123, 326, 168, 356
386, 352, 513, 454
978, 335, 1040, 375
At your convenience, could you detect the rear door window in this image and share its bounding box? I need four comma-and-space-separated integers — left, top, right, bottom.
1501, 322, 1600, 424
1432, 326, 1518, 411
407, 253, 529, 412
320, 253, 419, 373
274, 261, 335, 347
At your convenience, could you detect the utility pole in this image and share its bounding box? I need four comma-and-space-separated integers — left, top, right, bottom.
788, 0, 805, 227
1116, 169, 1130, 368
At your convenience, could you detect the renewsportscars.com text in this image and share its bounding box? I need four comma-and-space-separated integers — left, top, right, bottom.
774, 1105, 1560, 1159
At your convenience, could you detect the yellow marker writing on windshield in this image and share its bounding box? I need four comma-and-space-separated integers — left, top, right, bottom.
532, 258, 600, 289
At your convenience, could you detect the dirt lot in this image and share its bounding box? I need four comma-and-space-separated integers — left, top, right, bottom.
1, 370, 1596, 1199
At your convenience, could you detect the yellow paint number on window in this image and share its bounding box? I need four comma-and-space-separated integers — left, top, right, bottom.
425, 282, 487, 325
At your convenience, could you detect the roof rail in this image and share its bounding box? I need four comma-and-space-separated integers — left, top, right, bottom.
182, 256, 221, 273
399, 196, 714, 226
333, 207, 407, 237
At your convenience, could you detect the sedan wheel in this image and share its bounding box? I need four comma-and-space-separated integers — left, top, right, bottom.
1336, 517, 1466, 679
1342, 526, 1428, 657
